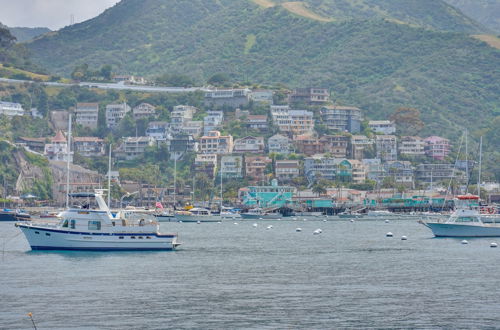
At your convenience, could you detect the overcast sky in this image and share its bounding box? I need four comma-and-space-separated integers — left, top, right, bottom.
0, 0, 120, 30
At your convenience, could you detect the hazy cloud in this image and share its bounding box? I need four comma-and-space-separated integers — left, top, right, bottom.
0, 0, 120, 30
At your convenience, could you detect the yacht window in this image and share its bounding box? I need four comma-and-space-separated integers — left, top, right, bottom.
35, 231, 39, 234
131, 236, 136, 239
62, 219, 69, 228
88, 221, 101, 230
119, 236, 124, 239
70, 220, 76, 229
146, 236, 151, 239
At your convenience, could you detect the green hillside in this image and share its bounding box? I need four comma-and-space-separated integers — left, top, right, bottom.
268, 0, 485, 32
444, 0, 500, 33
23, 0, 500, 159
8, 26, 51, 43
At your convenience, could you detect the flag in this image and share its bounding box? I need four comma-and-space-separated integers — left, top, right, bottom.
155, 202, 164, 209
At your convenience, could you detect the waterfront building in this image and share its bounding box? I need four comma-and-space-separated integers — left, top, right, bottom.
362, 159, 385, 183
169, 134, 197, 160
241, 179, 296, 208
383, 161, 414, 185
270, 105, 314, 135
250, 89, 274, 104
320, 135, 350, 158
415, 163, 457, 183
170, 105, 197, 133
246, 115, 269, 131
294, 135, 323, 156
180, 120, 203, 138
304, 156, 353, 183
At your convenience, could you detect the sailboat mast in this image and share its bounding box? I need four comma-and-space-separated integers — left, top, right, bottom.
478, 136, 482, 198
65, 114, 72, 208
220, 159, 223, 210
465, 129, 468, 191
107, 143, 112, 208
173, 156, 177, 207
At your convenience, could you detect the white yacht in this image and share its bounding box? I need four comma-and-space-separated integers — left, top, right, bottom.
16, 190, 180, 251
240, 208, 283, 220
174, 208, 222, 222
422, 195, 500, 237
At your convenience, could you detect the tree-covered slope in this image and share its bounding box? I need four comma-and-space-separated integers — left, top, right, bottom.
269, 0, 485, 32
444, 0, 500, 33
8, 27, 51, 43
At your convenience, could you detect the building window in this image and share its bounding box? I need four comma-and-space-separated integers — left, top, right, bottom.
88, 221, 101, 230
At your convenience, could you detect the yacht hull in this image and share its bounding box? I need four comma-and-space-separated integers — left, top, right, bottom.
17, 223, 178, 251
240, 213, 282, 220
174, 214, 222, 222
424, 222, 500, 237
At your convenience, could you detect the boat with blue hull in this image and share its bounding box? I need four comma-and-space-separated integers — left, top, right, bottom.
16, 190, 180, 251
0, 209, 31, 221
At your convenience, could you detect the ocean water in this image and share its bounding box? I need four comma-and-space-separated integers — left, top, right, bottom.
1, 218, 500, 329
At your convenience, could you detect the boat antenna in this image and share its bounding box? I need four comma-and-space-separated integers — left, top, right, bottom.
108, 143, 112, 207
477, 136, 482, 198
65, 114, 72, 208
465, 128, 469, 193
220, 158, 223, 211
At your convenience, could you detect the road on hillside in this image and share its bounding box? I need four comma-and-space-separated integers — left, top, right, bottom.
0, 77, 209, 93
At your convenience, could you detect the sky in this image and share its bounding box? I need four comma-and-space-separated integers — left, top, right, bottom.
0, 0, 120, 30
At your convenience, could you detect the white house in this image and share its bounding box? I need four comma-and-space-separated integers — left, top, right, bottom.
105, 103, 131, 128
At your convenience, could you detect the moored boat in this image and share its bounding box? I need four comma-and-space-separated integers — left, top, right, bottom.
174, 208, 222, 222
0, 208, 31, 221
16, 190, 179, 251
422, 195, 500, 237
240, 208, 283, 220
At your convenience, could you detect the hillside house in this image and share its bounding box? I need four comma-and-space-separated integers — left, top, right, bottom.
0, 101, 24, 116
198, 130, 233, 154
133, 103, 156, 120
369, 120, 396, 135
73, 137, 105, 157
245, 156, 272, 181
320, 105, 362, 133
233, 136, 265, 153
105, 103, 131, 128
75, 103, 99, 129
267, 134, 291, 154
288, 87, 329, 104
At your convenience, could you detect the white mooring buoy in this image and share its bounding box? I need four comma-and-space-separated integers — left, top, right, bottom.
313, 229, 322, 235
296, 228, 302, 232
401, 235, 408, 240
197, 220, 201, 224
386, 232, 393, 237
259, 217, 263, 220
461, 240, 468, 245
491, 242, 498, 248
253, 223, 258, 227
385, 220, 390, 223
350, 219, 355, 223
234, 222, 238, 225
267, 225, 273, 230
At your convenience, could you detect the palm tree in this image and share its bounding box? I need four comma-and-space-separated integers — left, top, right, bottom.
312, 184, 327, 197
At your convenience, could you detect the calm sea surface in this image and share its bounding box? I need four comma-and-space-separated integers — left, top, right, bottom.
1, 218, 500, 329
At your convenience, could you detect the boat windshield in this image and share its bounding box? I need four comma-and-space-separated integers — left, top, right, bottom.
455, 216, 480, 223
